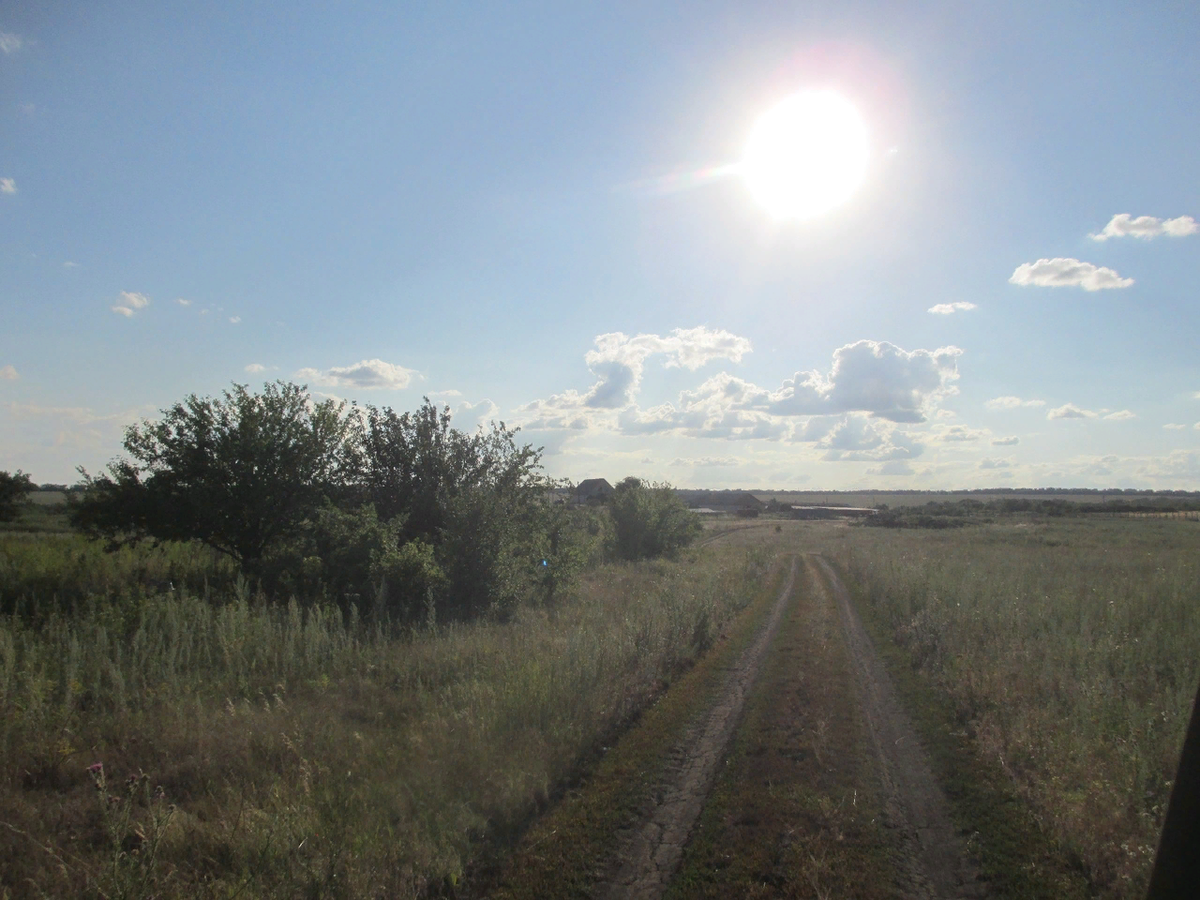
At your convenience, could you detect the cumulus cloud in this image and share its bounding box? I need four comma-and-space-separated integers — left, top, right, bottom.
63, 261, 78, 268
669, 456, 741, 467
296, 358, 416, 390
991, 436, 1020, 446
1047, 403, 1097, 420
1164, 423, 1187, 430
244, 363, 266, 373
454, 399, 500, 424
1, 364, 17, 381
229, 316, 241, 324
936, 424, 986, 442
986, 396, 1045, 410
1104, 409, 1136, 421
928, 301, 977, 315
176, 298, 191, 306
750, 340, 962, 423
578, 327, 752, 409
1009, 258, 1133, 291
978, 457, 1012, 470
1091, 214, 1198, 241
111, 291, 150, 317
0, 32, 22, 54
817, 415, 923, 462
0, 178, 15, 195
867, 460, 915, 476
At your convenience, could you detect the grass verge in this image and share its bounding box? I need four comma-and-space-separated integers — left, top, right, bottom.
835, 555, 1093, 899
471, 547, 792, 899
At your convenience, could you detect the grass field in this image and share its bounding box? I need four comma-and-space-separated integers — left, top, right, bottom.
0, 523, 769, 898
829, 517, 1200, 897
1, 507, 1195, 898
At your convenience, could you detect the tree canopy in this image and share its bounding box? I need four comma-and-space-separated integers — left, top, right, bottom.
0, 469, 34, 522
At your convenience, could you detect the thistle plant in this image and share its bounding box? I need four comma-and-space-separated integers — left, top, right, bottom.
88, 762, 176, 900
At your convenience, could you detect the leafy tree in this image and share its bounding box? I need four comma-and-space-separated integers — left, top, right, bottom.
0, 469, 34, 522
72, 382, 355, 566
608, 477, 702, 561
354, 399, 564, 618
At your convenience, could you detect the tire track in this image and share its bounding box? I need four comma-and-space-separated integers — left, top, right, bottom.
813, 555, 988, 899
597, 557, 798, 900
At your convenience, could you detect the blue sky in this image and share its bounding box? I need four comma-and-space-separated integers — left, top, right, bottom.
2, 2, 1199, 489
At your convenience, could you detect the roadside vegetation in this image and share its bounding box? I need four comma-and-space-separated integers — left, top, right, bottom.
0, 381, 712, 898
832, 517, 1200, 898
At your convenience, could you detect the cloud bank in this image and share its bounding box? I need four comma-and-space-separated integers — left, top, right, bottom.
1009, 258, 1133, 291
1091, 214, 1198, 241
928, 301, 977, 315
296, 359, 416, 390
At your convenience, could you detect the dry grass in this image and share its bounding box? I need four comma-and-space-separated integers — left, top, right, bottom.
0, 534, 764, 898
831, 517, 1200, 898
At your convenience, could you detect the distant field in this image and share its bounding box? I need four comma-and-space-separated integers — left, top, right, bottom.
26, 490, 67, 506
753, 489, 1196, 508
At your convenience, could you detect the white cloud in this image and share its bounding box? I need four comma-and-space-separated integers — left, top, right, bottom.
669, 456, 741, 467
936, 424, 986, 442
817, 415, 923, 462
1009, 258, 1133, 291
0, 33, 22, 54
986, 396, 1045, 410
928, 301, 977, 315
978, 457, 1012, 470
1195, 422, 1200, 431
229, 316, 241, 324
176, 298, 191, 306
63, 261, 78, 268
867, 460, 915, 476
1164, 423, 1187, 430
429, 389, 463, 398
0, 364, 17, 381
749, 340, 962, 424
1103, 409, 1136, 421
1047, 403, 1097, 420
244, 363, 266, 373
111, 291, 150, 317
578, 327, 752, 409
296, 358, 416, 390
0, 177, 16, 194
991, 436, 1020, 446
454, 399, 499, 424
1091, 214, 1198, 241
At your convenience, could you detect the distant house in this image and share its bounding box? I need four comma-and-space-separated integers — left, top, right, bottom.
575, 478, 614, 504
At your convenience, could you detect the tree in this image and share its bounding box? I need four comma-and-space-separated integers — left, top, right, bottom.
354, 399, 559, 617
0, 469, 34, 522
608, 477, 702, 561
72, 382, 355, 566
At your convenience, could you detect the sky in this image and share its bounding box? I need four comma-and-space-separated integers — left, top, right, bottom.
2, 1, 1199, 490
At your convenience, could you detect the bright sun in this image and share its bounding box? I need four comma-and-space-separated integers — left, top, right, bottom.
741, 90, 869, 220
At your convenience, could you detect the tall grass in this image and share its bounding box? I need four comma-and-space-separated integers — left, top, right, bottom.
833, 518, 1200, 897
0, 532, 775, 898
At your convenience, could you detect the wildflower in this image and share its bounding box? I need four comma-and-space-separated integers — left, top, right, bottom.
88, 762, 104, 775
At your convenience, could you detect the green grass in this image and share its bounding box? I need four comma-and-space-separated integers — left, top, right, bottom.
832, 517, 1200, 898
0, 531, 770, 898
667, 555, 897, 899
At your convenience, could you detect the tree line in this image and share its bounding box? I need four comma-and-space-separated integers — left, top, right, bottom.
43, 381, 699, 621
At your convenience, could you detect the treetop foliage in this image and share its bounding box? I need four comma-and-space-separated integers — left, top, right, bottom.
0, 469, 35, 522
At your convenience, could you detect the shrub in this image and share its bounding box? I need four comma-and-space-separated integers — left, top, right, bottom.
607, 477, 701, 561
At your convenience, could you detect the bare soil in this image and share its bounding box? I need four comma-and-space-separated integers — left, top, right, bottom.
596, 557, 798, 899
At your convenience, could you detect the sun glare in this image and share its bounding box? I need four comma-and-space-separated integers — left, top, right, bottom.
741, 90, 869, 220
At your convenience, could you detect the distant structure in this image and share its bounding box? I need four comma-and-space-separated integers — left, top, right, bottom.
575, 478, 614, 504
790, 505, 877, 520
676, 490, 765, 516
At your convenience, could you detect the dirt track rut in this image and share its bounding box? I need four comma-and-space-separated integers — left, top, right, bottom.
813, 555, 987, 899
598, 557, 798, 899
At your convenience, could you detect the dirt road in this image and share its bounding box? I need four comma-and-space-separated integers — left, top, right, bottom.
597, 558, 798, 899
813, 556, 986, 899
593, 553, 985, 899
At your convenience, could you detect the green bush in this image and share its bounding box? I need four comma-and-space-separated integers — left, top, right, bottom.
607, 477, 701, 561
